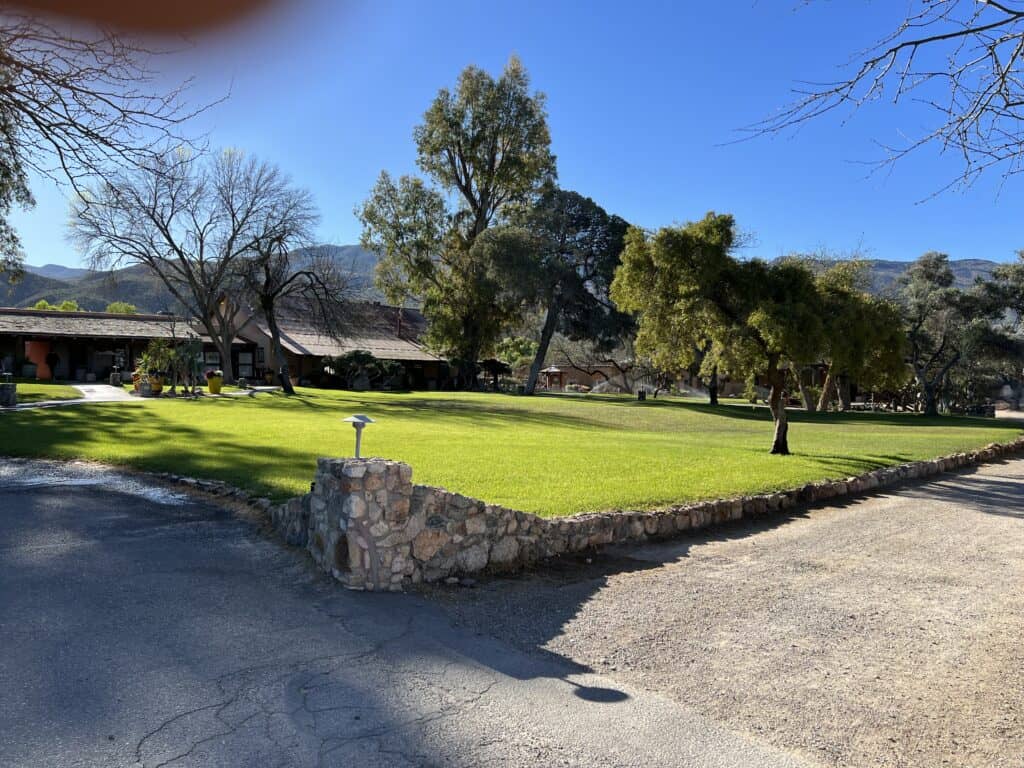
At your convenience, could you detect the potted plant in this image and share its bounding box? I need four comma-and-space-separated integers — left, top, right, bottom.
205, 369, 223, 395
149, 369, 164, 395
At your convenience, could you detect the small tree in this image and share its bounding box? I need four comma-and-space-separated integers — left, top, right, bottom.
783, 258, 908, 411
613, 214, 827, 454
896, 253, 1003, 415
324, 350, 402, 390
495, 336, 539, 373
32, 299, 79, 311
235, 163, 353, 395
104, 301, 137, 314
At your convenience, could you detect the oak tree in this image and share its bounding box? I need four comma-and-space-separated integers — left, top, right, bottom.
612, 213, 826, 455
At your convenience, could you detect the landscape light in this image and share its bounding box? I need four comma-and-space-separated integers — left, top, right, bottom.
342, 414, 375, 458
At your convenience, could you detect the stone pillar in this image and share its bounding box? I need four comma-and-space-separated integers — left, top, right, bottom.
272, 456, 539, 590
307, 458, 414, 592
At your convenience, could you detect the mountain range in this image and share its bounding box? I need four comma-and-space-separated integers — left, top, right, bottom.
1, 245, 381, 313
0, 252, 1005, 314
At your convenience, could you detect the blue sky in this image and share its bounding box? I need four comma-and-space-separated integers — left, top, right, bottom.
13, 0, 1023, 267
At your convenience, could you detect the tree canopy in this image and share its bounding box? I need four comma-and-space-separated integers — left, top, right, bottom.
614, 213, 832, 454
510, 187, 630, 394
104, 301, 137, 314
360, 57, 555, 387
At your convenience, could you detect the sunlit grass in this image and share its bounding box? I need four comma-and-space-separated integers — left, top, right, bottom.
0, 388, 1019, 516
9, 380, 81, 404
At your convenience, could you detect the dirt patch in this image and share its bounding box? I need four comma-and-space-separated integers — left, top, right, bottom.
430, 462, 1024, 768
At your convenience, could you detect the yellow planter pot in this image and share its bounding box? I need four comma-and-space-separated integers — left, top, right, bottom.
207, 377, 223, 395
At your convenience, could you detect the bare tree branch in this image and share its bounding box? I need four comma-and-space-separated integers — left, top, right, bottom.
751, 1, 1024, 189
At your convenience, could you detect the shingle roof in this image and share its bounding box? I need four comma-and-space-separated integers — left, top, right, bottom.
252, 304, 440, 362
0, 308, 198, 340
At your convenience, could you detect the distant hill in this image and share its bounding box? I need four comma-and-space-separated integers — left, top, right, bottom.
24, 263, 91, 281
1, 245, 381, 312
4, 250, 999, 313
865, 258, 999, 295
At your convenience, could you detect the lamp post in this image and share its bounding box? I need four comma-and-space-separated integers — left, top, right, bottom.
343, 414, 375, 458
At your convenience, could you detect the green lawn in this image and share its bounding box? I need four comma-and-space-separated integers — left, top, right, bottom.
0, 389, 1019, 516
10, 379, 82, 404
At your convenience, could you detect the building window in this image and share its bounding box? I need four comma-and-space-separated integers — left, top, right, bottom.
238, 351, 253, 378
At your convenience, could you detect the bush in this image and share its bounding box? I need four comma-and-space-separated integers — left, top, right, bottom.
322, 351, 403, 390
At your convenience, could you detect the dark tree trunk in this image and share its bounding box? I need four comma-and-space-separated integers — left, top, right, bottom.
708, 365, 719, 406
767, 356, 789, 455
525, 299, 561, 395
460, 352, 481, 390
263, 304, 294, 395
921, 382, 938, 416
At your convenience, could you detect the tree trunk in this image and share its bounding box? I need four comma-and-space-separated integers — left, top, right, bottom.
263, 305, 294, 395
525, 299, 560, 395
817, 370, 835, 411
460, 352, 481, 390
217, 333, 234, 383
921, 382, 938, 416
767, 356, 789, 455
837, 375, 852, 411
799, 382, 817, 412
708, 365, 719, 406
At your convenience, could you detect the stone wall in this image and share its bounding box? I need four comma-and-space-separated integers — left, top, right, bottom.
271, 437, 1024, 591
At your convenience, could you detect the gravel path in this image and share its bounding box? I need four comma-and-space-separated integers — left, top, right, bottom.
430, 459, 1024, 768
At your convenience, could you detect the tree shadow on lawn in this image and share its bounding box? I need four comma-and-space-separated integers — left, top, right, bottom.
259, 390, 622, 432
593, 395, 1024, 431
800, 452, 924, 476
0, 403, 318, 501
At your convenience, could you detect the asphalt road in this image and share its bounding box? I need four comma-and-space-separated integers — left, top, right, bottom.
0, 459, 810, 768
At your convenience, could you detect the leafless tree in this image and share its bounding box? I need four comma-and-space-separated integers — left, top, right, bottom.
755, 1, 1024, 188
243, 209, 359, 394
70, 149, 296, 382
0, 11, 212, 277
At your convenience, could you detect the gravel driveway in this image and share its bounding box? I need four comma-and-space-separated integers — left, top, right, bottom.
432, 459, 1024, 768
